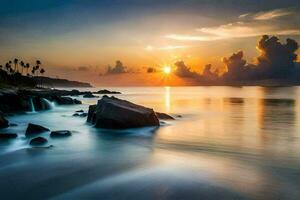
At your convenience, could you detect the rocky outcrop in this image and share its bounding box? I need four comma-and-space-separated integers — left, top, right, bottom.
93, 89, 121, 94
32, 97, 52, 111
0, 133, 17, 139
0, 90, 31, 113
29, 137, 48, 145
0, 89, 83, 113
50, 130, 72, 137
51, 96, 82, 105
25, 123, 50, 136
155, 112, 175, 120
0, 112, 9, 128
87, 96, 159, 129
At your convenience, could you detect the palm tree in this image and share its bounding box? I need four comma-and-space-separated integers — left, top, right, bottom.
5, 63, 10, 73
36, 60, 41, 66
20, 61, 25, 75
40, 68, 45, 75
25, 63, 30, 75
13, 58, 19, 73
40, 68, 45, 88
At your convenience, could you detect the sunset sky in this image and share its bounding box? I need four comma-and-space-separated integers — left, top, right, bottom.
0, 0, 299, 86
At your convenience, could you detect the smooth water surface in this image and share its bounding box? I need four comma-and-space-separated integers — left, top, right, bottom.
1, 86, 300, 200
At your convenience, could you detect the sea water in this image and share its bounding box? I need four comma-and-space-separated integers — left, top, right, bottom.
1, 86, 300, 199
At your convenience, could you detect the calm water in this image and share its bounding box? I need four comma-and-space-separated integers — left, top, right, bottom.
1, 86, 300, 199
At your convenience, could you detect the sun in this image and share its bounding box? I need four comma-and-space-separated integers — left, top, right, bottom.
163, 66, 171, 74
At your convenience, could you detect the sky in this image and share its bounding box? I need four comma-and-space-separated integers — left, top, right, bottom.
0, 0, 299, 86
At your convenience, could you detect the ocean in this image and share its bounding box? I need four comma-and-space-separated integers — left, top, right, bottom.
1, 86, 300, 199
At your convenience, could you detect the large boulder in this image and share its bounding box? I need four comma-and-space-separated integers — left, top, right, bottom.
155, 112, 175, 120
25, 123, 50, 136
0, 90, 31, 113
87, 96, 159, 129
0, 112, 9, 129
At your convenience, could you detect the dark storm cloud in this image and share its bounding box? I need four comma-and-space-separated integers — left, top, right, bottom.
172, 35, 299, 84
221, 35, 299, 81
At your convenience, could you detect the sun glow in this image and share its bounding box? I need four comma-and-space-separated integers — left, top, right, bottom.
163, 66, 172, 74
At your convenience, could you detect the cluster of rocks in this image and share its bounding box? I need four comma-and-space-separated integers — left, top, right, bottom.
0, 89, 82, 113
0, 123, 72, 146
87, 96, 174, 129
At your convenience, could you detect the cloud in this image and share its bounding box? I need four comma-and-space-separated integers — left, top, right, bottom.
147, 67, 157, 73
174, 61, 200, 78
170, 35, 299, 84
167, 7, 300, 42
241, 8, 294, 21
145, 45, 188, 51
221, 35, 299, 80
106, 60, 127, 75
77, 66, 90, 71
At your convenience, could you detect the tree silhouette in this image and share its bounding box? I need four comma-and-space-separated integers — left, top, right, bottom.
20, 61, 25, 75
40, 68, 45, 88
13, 58, 19, 73
25, 63, 30, 76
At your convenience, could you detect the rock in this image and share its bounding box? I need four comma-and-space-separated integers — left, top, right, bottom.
156, 112, 175, 120
0, 133, 17, 139
25, 123, 50, 136
87, 96, 159, 129
87, 105, 97, 123
76, 110, 84, 113
94, 89, 121, 94
79, 113, 87, 117
52, 96, 82, 105
0, 90, 31, 113
0, 112, 9, 129
74, 99, 82, 105
83, 92, 98, 98
73, 113, 80, 117
30, 137, 48, 145
32, 97, 52, 111
50, 130, 72, 137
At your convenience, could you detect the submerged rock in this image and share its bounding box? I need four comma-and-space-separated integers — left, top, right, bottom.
50, 130, 72, 137
0, 133, 17, 139
87, 96, 159, 129
83, 92, 98, 98
0, 112, 9, 129
25, 123, 50, 136
76, 110, 84, 113
73, 113, 87, 117
156, 112, 175, 120
30, 137, 48, 145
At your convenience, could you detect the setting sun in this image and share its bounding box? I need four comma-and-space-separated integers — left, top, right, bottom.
163, 66, 172, 74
